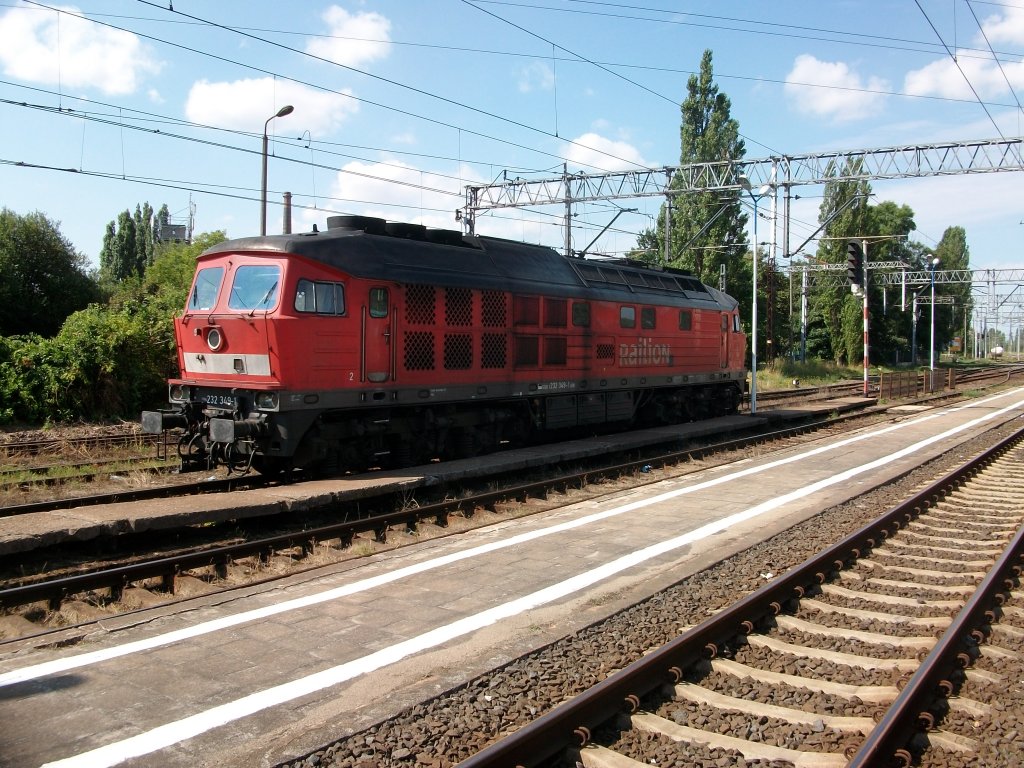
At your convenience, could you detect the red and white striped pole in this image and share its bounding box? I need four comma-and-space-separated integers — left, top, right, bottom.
862, 239, 869, 398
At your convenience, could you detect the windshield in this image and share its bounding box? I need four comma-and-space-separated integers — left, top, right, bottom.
188, 266, 224, 311
228, 264, 281, 312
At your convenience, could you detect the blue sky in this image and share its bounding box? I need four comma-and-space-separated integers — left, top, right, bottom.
0, 0, 1022, 277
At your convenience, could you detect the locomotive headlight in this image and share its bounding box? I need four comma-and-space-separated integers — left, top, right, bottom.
207, 327, 224, 351
169, 384, 191, 402
255, 391, 279, 411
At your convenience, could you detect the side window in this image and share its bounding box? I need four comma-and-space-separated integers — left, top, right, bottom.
189, 266, 225, 311
315, 282, 336, 314
369, 287, 389, 318
294, 279, 346, 315
679, 310, 692, 331
295, 279, 313, 312
733, 314, 741, 333
572, 301, 590, 327
619, 306, 636, 329
721, 314, 729, 331
641, 307, 656, 330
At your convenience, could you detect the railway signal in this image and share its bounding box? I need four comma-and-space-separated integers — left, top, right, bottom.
847, 240, 864, 294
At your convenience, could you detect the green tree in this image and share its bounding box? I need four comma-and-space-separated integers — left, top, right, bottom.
0, 208, 99, 337
633, 50, 748, 291
865, 201, 917, 366
100, 202, 160, 282
806, 163, 872, 365
931, 226, 970, 357
134, 202, 155, 273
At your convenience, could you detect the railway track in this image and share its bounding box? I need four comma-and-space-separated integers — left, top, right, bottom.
0, 409, 859, 613
1, 368, 1018, 513
0, 429, 158, 458
3, 387, 1022, 767
0, 455, 175, 488
0, 379, 1013, 613
458, 426, 1024, 768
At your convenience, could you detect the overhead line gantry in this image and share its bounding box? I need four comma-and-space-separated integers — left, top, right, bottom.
461, 136, 1024, 254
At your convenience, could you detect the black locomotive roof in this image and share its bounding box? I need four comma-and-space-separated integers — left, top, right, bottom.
202, 220, 737, 311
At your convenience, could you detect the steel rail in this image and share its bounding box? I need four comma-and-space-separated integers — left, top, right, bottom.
455, 423, 1024, 768
846, 499, 1024, 767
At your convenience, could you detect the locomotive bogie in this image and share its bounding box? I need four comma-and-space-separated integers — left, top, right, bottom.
142, 217, 748, 474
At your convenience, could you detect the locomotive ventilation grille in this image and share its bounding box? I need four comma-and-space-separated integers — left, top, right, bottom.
481, 333, 506, 369
444, 333, 473, 370
482, 290, 506, 327
445, 287, 472, 326
404, 331, 435, 371
406, 284, 436, 325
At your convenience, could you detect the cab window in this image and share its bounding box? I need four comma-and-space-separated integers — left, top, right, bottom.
189, 266, 224, 311
228, 265, 281, 311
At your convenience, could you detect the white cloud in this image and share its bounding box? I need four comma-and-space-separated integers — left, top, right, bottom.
305, 6, 391, 67
0, 3, 160, 95
517, 61, 554, 93
563, 132, 650, 171
784, 54, 890, 122
303, 159, 557, 245
904, 52, 1024, 100
306, 159, 467, 232
904, 6, 1024, 100
977, 5, 1024, 45
875, 173, 1023, 270
185, 78, 359, 136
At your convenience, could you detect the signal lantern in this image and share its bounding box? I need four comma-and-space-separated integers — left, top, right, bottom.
846, 241, 864, 289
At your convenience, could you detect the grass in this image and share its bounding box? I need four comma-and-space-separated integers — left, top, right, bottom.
757, 358, 864, 391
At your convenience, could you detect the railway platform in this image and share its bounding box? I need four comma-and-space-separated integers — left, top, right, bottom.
0, 398, 872, 558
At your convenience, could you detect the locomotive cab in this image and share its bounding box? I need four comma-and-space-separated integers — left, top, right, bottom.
142, 249, 322, 472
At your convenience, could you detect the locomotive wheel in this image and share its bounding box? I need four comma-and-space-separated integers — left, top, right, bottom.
251, 455, 289, 477
387, 437, 414, 468
177, 433, 207, 466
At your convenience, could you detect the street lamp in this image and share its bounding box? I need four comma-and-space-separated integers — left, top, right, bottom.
260, 105, 294, 236
929, 256, 940, 374
740, 176, 771, 415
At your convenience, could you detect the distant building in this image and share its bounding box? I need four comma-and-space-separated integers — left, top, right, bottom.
156, 221, 189, 243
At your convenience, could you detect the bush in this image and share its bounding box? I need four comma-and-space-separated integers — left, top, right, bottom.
0, 230, 226, 426
0, 300, 178, 424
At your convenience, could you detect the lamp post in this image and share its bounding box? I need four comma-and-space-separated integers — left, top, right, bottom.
740, 176, 771, 414
260, 105, 294, 236
929, 257, 940, 373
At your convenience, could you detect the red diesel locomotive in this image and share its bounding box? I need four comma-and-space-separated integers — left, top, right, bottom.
142, 215, 748, 474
